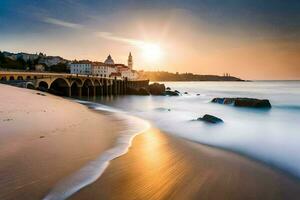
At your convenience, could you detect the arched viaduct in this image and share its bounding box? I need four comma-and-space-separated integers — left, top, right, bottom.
0, 71, 149, 98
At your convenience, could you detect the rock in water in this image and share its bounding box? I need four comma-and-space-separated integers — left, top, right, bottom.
164, 90, 180, 96
198, 114, 223, 124
234, 98, 271, 108
212, 98, 235, 104
212, 97, 271, 108
149, 83, 166, 95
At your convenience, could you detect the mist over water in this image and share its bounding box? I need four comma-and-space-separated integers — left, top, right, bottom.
96, 81, 300, 178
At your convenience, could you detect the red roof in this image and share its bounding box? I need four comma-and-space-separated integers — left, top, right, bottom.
109, 72, 122, 77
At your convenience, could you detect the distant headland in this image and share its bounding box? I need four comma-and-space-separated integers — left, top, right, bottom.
139, 71, 244, 82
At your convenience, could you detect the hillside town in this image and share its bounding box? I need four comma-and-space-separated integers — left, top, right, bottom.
0, 50, 242, 82
0, 51, 138, 80
70, 53, 138, 80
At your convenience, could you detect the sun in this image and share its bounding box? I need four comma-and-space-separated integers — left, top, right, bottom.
141, 43, 163, 62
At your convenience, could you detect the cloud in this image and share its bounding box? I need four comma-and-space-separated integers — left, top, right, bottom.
43, 17, 83, 29
95, 32, 145, 46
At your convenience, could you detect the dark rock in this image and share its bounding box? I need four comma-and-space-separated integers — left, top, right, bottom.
127, 87, 150, 95
166, 87, 171, 90
212, 97, 271, 108
198, 114, 223, 124
174, 90, 180, 94
126, 87, 139, 95
234, 98, 271, 108
196, 94, 200, 96
138, 88, 150, 95
149, 83, 166, 95
184, 92, 188, 94
164, 90, 180, 96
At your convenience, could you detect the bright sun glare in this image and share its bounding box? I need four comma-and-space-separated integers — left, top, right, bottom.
141, 43, 163, 62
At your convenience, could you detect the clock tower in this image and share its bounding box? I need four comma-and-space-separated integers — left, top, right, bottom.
128, 52, 133, 70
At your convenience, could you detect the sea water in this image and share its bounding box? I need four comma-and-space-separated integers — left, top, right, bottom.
96, 81, 300, 178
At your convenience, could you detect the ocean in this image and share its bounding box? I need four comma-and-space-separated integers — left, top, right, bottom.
94, 81, 300, 178
43, 81, 300, 199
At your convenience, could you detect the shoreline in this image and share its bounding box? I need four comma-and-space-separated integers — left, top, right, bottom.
0, 84, 125, 200
1, 84, 300, 199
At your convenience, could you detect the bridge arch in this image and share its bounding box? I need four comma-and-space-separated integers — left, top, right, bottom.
70, 79, 83, 87
38, 81, 49, 91
82, 79, 94, 97
26, 76, 31, 80
94, 79, 103, 96
17, 76, 23, 80
9, 76, 15, 81
49, 78, 71, 96
0, 76, 7, 81
26, 82, 35, 89
82, 78, 94, 87
71, 81, 81, 97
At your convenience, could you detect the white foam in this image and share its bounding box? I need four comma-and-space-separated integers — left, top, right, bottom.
43, 102, 150, 200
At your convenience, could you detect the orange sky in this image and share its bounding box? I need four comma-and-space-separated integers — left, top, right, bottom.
1, 3, 300, 80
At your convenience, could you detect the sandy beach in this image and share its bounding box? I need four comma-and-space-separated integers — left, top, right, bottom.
1, 84, 300, 200
0, 84, 124, 200
71, 129, 300, 200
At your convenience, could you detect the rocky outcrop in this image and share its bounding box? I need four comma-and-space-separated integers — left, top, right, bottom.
212, 98, 235, 105
198, 114, 223, 124
149, 83, 166, 95
138, 88, 150, 96
212, 97, 271, 108
127, 87, 150, 95
163, 90, 180, 96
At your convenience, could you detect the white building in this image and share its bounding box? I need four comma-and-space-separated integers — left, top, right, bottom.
70, 61, 92, 75
69, 53, 138, 80
92, 62, 117, 78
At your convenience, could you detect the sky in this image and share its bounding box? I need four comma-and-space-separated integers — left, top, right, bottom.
0, 0, 300, 80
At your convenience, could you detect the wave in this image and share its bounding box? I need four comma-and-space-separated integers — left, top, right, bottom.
43, 101, 150, 200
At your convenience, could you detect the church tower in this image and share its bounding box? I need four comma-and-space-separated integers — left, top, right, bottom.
128, 52, 133, 70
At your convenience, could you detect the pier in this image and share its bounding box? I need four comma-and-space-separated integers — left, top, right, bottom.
0, 71, 149, 97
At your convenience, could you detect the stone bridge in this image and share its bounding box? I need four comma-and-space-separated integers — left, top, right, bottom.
0, 71, 149, 98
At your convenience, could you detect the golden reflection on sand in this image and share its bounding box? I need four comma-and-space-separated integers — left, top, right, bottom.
71, 129, 300, 200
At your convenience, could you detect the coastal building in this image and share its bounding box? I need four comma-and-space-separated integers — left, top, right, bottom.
92, 61, 117, 78
104, 55, 115, 65
70, 61, 92, 75
70, 53, 138, 80
128, 52, 133, 70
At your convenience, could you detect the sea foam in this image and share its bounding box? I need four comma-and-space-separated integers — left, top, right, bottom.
43, 101, 150, 200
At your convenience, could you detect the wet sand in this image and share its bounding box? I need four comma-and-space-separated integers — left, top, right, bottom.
0, 84, 124, 200
71, 129, 300, 200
